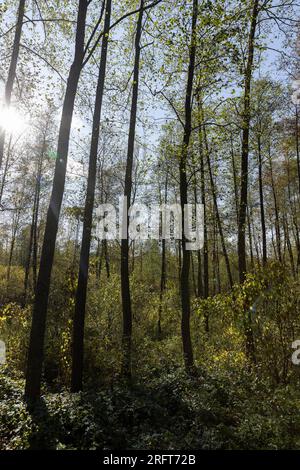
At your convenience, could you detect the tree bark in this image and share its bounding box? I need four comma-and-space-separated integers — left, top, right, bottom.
193, 181, 203, 297
269, 145, 282, 263
71, 0, 111, 393
0, 136, 13, 208
0, 0, 25, 169
197, 96, 209, 303
295, 105, 300, 197
257, 131, 267, 265
202, 119, 233, 289
158, 173, 168, 339
25, 0, 88, 402
238, 0, 259, 283
247, 205, 255, 268
121, 0, 144, 378
179, 0, 198, 372
230, 133, 239, 223
198, 106, 209, 333
237, 0, 259, 365
23, 136, 45, 305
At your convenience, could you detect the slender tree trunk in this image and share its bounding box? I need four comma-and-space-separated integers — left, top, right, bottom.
247, 205, 254, 268
140, 242, 143, 275
237, 0, 259, 365
238, 0, 259, 283
23, 190, 37, 306
179, 0, 198, 372
71, 216, 81, 279
257, 132, 267, 265
32, 177, 41, 291
158, 173, 168, 339
199, 122, 209, 333
7, 215, 19, 284
295, 105, 300, 197
283, 215, 295, 275
193, 181, 203, 297
230, 133, 239, 223
71, 0, 111, 393
0, 136, 13, 208
25, 0, 88, 402
212, 215, 217, 296
97, 241, 103, 280
0, 0, 25, 169
271, 227, 277, 259
216, 236, 221, 293
197, 98, 209, 303
30, 137, 45, 294
131, 240, 135, 273
269, 146, 282, 263
286, 154, 300, 270
202, 120, 233, 289
103, 239, 110, 279
197, 250, 203, 297
191, 252, 197, 297
121, 0, 144, 378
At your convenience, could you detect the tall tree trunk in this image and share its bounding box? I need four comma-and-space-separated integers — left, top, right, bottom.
71, 216, 81, 280
179, 0, 198, 372
238, 0, 259, 283
0, 136, 12, 208
121, 0, 144, 378
191, 252, 197, 297
158, 173, 168, 339
230, 133, 239, 223
25, 136, 46, 301
283, 215, 295, 275
131, 240, 135, 273
237, 0, 259, 365
25, 0, 88, 402
0, 0, 25, 169
7, 214, 19, 284
98, 243, 105, 280
193, 181, 203, 297
269, 146, 282, 262
295, 105, 300, 197
199, 115, 209, 333
71, 0, 111, 393
257, 131, 267, 265
197, 97, 209, 303
32, 172, 41, 291
177, 240, 182, 285
103, 239, 110, 279
23, 189, 37, 306
286, 154, 300, 270
247, 205, 254, 268
212, 214, 217, 296
202, 119, 233, 289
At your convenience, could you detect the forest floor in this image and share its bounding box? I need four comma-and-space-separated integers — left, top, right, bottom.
1, 364, 300, 450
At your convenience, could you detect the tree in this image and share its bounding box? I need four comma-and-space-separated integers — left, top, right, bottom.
238, 0, 260, 283
25, 0, 89, 402
179, 0, 198, 372
120, 0, 144, 378
0, 0, 25, 169
71, 0, 112, 393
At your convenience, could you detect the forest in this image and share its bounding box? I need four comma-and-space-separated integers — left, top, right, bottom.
0, 0, 300, 453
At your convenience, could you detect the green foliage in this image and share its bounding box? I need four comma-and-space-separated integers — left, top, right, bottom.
1, 364, 300, 450
1, 252, 300, 449
0, 302, 30, 373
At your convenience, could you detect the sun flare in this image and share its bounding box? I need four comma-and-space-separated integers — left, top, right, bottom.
0, 106, 27, 135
